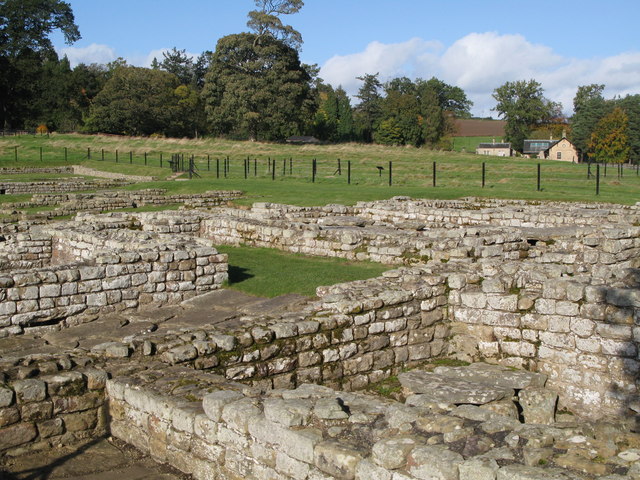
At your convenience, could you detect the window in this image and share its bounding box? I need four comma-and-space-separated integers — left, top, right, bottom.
557, 152, 562, 160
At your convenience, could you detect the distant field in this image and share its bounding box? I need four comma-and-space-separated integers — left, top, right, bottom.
1, 133, 639, 206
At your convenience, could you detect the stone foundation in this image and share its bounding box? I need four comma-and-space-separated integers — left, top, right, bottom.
1, 197, 640, 479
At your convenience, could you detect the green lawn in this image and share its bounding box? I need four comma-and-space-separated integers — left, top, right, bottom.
1, 133, 639, 206
217, 245, 389, 298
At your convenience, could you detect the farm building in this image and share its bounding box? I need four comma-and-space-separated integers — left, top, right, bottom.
476, 141, 512, 157
523, 137, 578, 162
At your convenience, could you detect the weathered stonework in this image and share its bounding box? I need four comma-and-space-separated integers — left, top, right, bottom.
1, 196, 640, 479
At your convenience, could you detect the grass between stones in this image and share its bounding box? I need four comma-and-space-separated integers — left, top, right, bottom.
216, 245, 389, 298
1, 133, 639, 206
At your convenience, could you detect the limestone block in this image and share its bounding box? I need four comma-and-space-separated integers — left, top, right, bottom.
0, 385, 14, 407
407, 445, 463, 480
162, 344, 197, 365
0, 422, 37, 451
371, 436, 419, 469
264, 398, 312, 427
202, 390, 244, 422
315, 441, 365, 480
458, 457, 499, 480
276, 451, 311, 480
13, 379, 47, 403
496, 464, 573, 479
519, 388, 557, 425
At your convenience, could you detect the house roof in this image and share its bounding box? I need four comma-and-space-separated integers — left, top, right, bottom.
523, 139, 557, 154
477, 143, 511, 149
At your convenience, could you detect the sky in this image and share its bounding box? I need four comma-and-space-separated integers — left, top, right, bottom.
52, 0, 640, 118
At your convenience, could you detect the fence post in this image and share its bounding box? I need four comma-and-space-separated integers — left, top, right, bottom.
216, 158, 219, 178
87, 147, 91, 160
389, 161, 392, 186
207, 155, 210, 171
14, 146, 18, 161
312, 159, 316, 183
348, 160, 351, 185
289, 157, 292, 175
596, 164, 600, 196
64, 147, 67, 162
144, 152, 147, 165
433, 161, 437, 187
130, 151, 133, 164
101, 149, 104, 161
116, 150, 118, 163
537, 163, 541, 191
254, 158, 257, 177
482, 162, 486, 188
40, 147, 43, 161
283, 158, 286, 176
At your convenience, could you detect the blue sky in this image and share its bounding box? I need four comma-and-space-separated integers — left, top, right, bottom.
53, 0, 640, 117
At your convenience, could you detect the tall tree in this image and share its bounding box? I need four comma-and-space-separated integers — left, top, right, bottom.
354, 73, 383, 143
376, 77, 422, 146
152, 47, 195, 86
84, 66, 192, 137
0, 0, 80, 129
617, 95, 640, 164
588, 106, 630, 164
492, 79, 559, 152
570, 84, 608, 158
247, 0, 304, 50
202, 33, 311, 141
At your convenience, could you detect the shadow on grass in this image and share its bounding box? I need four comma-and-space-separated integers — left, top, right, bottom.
227, 264, 254, 285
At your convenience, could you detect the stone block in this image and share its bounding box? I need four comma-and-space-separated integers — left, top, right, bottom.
407, 445, 464, 480
202, 390, 244, 422
372, 436, 418, 469
315, 441, 364, 479
519, 388, 557, 425
13, 379, 46, 403
0, 422, 37, 451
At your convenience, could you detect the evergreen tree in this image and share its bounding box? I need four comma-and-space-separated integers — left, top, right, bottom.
202, 33, 311, 141
354, 73, 383, 143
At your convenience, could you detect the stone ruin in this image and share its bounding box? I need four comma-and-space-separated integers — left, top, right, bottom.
1, 196, 640, 479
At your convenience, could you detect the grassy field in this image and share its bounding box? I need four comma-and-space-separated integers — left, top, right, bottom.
1, 133, 639, 206
217, 245, 389, 297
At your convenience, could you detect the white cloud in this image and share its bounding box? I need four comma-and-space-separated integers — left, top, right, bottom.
57, 44, 200, 69
320, 32, 640, 117
58, 43, 117, 66
320, 37, 442, 96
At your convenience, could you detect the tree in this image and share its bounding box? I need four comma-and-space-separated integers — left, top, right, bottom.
84, 66, 190, 136
617, 95, 640, 164
0, 0, 80, 129
570, 84, 608, 158
422, 77, 472, 118
492, 79, 559, 152
247, 0, 304, 50
376, 77, 422, 146
152, 47, 195, 86
354, 73, 383, 143
588, 106, 630, 164
202, 33, 311, 141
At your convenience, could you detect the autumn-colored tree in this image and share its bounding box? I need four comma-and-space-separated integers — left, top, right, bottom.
588, 106, 630, 164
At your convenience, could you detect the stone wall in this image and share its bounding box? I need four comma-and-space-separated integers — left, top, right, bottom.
446, 261, 640, 417
97, 268, 449, 393
0, 167, 75, 175
0, 232, 52, 270
72, 165, 154, 182
0, 365, 109, 456
0, 217, 228, 337
0, 179, 131, 194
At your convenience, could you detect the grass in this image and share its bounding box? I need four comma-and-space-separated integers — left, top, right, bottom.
1, 132, 639, 206
216, 244, 389, 298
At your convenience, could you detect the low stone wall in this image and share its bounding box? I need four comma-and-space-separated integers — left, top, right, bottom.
0, 167, 74, 175
446, 261, 640, 417
0, 179, 131, 195
95, 269, 448, 393
0, 217, 229, 337
0, 232, 52, 270
0, 366, 109, 456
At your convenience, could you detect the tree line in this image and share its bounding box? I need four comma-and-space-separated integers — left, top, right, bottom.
1, 0, 638, 163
